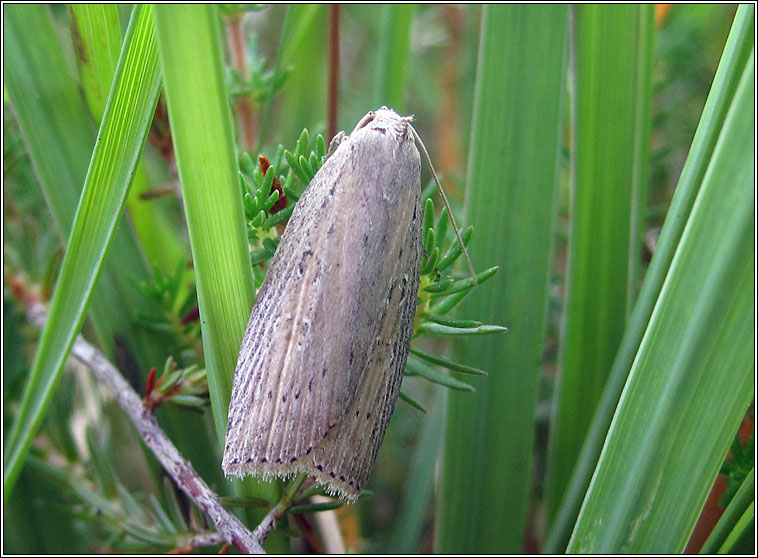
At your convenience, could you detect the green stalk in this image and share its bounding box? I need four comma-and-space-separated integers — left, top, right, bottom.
4, 5, 154, 363
68, 4, 186, 274
278, 4, 327, 141
544, 5, 755, 551
153, 6, 285, 550
700, 467, 755, 554
567, 48, 754, 553
4, 4, 162, 497
437, 5, 568, 552
372, 4, 415, 112
546, 5, 654, 523
152, 2, 250, 450
68, 4, 123, 121
716, 501, 755, 554
388, 390, 445, 552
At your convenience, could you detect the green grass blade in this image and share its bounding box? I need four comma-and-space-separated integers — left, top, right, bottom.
437, 5, 568, 552
3, 5, 162, 497
4, 5, 153, 360
153, 3, 252, 449
544, 6, 755, 550
716, 501, 754, 554
278, 4, 326, 142
700, 467, 754, 554
153, 6, 286, 550
68, 5, 187, 275
372, 4, 415, 112
546, 4, 654, 523
68, 4, 123, 121
567, 48, 755, 553
387, 391, 445, 552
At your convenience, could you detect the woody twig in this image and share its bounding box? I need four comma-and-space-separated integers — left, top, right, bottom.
24, 302, 265, 554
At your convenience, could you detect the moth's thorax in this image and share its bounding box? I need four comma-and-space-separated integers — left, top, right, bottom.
328, 107, 420, 206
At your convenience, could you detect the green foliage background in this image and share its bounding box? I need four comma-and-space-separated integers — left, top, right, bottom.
3, 4, 753, 554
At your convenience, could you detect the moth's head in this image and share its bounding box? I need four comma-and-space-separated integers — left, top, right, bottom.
351, 107, 414, 140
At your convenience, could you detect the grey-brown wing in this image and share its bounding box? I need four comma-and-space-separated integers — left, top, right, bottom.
223, 146, 351, 477
309, 191, 423, 499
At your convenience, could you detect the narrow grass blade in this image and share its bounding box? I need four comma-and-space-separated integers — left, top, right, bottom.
68, 4, 187, 278
3, 5, 156, 362
700, 467, 755, 554
715, 501, 754, 554
546, 5, 654, 523
437, 5, 569, 552
278, 5, 326, 142
567, 49, 755, 553
153, 5, 286, 550
153, 4, 253, 443
387, 391, 445, 552
372, 4, 415, 111
544, 6, 755, 550
3, 5, 162, 497
67, 4, 123, 121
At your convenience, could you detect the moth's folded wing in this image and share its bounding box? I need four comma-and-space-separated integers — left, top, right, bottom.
223, 122, 422, 480
310, 193, 423, 500
259, 129, 424, 466
223, 157, 345, 476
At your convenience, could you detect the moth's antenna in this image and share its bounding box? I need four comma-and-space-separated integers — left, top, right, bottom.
408, 124, 477, 285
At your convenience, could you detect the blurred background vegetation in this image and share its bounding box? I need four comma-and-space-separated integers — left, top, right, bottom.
3, 4, 753, 554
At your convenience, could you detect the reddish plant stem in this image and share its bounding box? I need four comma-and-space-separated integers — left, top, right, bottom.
227, 13, 257, 152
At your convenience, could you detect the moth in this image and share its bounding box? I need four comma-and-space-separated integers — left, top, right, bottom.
223, 107, 423, 500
